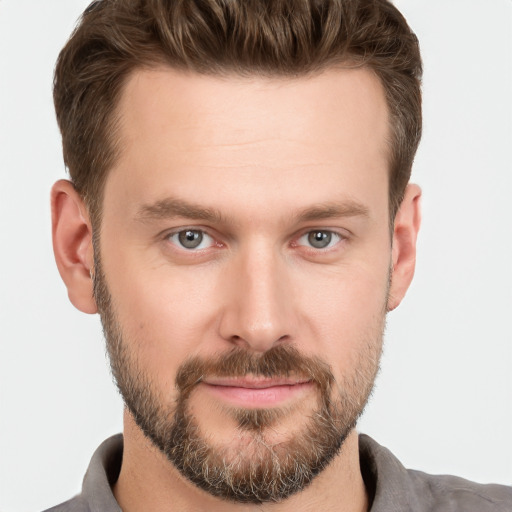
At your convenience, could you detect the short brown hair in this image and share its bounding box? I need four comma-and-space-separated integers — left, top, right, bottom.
54, 0, 422, 226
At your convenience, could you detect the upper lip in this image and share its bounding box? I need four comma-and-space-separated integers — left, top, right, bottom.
202, 377, 312, 389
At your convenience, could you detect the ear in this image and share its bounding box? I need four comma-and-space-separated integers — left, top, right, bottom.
51, 180, 98, 314
387, 184, 422, 312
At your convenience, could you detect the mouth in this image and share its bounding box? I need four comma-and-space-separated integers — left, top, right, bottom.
200, 376, 314, 408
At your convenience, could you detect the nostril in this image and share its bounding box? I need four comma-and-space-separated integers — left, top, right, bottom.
228, 334, 250, 350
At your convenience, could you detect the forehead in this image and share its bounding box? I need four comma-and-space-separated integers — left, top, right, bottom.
116, 65, 389, 154
106, 66, 390, 219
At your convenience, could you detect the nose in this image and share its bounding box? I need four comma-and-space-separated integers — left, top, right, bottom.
218, 244, 296, 352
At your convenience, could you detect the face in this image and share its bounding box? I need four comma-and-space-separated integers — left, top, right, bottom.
94, 67, 392, 502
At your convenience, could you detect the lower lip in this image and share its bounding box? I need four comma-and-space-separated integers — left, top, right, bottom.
201, 381, 314, 408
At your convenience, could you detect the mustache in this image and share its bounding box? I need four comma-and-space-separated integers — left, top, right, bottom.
175, 344, 335, 398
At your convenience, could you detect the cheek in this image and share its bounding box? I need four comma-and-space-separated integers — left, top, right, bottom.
101, 248, 224, 386
294, 257, 389, 374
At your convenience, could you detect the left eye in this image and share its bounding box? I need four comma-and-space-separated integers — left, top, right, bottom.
297, 230, 341, 249
167, 230, 215, 250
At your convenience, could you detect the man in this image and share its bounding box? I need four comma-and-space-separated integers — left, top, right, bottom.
45, 0, 511, 510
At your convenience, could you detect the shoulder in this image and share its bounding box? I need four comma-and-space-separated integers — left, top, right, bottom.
359, 434, 512, 512
42, 495, 90, 512
42, 435, 123, 512
407, 470, 512, 512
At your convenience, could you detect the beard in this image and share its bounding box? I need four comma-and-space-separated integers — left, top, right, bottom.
92, 252, 384, 504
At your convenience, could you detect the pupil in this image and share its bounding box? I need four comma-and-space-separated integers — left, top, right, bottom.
179, 230, 202, 248
308, 231, 331, 248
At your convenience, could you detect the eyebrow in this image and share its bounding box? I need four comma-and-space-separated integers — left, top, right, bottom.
295, 201, 370, 222
137, 198, 225, 223
136, 197, 369, 224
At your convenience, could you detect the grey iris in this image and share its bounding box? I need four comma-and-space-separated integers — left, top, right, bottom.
308, 231, 331, 249
179, 230, 203, 249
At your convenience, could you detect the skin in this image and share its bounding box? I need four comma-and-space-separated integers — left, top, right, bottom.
51, 66, 421, 512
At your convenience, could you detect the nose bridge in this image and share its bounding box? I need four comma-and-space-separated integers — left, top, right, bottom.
219, 239, 294, 351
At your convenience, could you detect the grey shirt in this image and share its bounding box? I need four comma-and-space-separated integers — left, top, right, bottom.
44, 434, 512, 511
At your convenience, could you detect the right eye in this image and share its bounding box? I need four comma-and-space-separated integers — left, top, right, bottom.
166, 229, 215, 250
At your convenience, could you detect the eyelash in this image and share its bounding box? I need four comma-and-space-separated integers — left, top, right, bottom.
164, 228, 346, 252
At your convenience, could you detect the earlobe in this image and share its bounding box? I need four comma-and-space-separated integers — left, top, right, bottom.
51, 179, 98, 314
387, 184, 422, 312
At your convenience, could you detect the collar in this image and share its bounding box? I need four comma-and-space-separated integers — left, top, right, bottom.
77, 433, 421, 511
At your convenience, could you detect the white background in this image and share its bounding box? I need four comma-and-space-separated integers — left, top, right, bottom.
0, 1, 511, 510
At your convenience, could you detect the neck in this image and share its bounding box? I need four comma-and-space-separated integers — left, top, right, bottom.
114, 410, 369, 512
